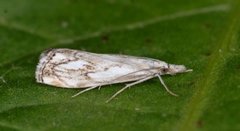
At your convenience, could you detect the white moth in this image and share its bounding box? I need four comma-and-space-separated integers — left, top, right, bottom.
36, 48, 192, 102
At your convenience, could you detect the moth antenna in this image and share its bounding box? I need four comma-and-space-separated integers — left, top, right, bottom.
72, 86, 98, 98
106, 75, 155, 103
156, 74, 178, 97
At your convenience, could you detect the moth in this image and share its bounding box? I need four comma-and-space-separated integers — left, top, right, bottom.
36, 48, 192, 102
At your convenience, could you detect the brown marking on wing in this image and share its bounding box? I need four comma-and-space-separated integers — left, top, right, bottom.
83, 73, 91, 80
39, 50, 57, 82
83, 64, 95, 70
43, 68, 52, 76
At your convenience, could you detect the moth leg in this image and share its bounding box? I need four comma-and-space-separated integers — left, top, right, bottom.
156, 74, 178, 96
106, 75, 155, 103
98, 86, 102, 90
72, 86, 98, 98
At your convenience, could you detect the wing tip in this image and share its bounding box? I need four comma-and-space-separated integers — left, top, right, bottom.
35, 48, 56, 83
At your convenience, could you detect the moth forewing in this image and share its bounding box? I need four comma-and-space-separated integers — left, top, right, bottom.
36, 49, 165, 88
36, 48, 192, 102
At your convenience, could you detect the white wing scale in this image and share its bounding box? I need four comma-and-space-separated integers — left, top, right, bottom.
36, 49, 167, 88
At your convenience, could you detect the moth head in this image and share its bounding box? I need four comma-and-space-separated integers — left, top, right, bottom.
161, 64, 192, 75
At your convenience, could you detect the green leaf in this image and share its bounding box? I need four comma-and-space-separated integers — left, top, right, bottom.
0, 0, 239, 131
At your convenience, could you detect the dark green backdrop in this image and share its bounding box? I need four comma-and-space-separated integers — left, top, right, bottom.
0, 0, 239, 131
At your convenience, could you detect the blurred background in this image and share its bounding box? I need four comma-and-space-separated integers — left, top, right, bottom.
0, 0, 239, 131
